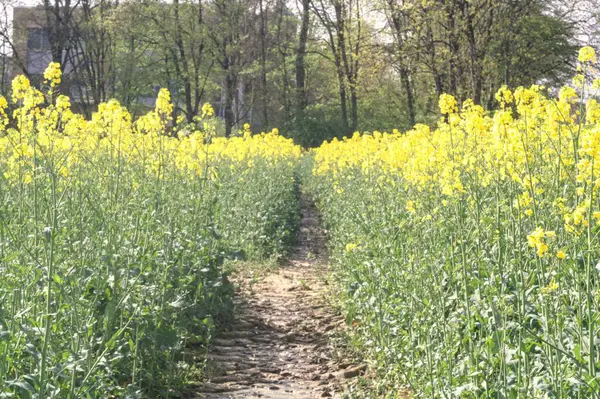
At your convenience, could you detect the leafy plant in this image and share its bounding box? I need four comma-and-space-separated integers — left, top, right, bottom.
0, 64, 301, 398
305, 47, 600, 397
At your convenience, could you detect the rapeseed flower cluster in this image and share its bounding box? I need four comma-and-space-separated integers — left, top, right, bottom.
579, 46, 597, 63
0, 62, 303, 398
0, 63, 301, 188
527, 227, 554, 258
308, 47, 600, 396
312, 47, 600, 248
43, 62, 62, 88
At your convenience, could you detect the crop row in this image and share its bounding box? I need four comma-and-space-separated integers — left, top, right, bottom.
306, 47, 600, 398
0, 65, 301, 397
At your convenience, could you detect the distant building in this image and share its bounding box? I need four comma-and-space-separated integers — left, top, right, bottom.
11, 6, 84, 99
9, 6, 160, 111
13, 7, 52, 79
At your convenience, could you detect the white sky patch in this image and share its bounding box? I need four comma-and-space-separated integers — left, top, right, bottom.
1, 0, 43, 56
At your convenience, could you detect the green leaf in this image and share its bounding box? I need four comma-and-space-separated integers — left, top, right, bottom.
7, 380, 35, 393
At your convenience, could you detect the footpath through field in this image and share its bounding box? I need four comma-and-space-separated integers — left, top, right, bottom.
190, 194, 362, 399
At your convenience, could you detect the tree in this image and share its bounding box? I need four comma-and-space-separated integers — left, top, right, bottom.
2, 0, 578, 142
143, 0, 212, 123
296, 0, 311, 113
383, 0, 416, 125
311, 0, 363, 133
208, 0, 249, 137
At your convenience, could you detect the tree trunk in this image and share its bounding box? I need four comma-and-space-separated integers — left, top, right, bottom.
467, 30, 483, 105
193, 0, 206, 117
259, 0, 269, 128
334, 1, 352, 132
400, 66, 415, 127
275, 0, 292, 123
349, 87, 357, 132
424, 19, 443, 98
336, 62, 349, 132
460, 0, 483, 104
446, 3, 459, 97
224, 70, 235, 137
434, 73, 443, 99
173, 0, 195, 122
295, 0, 310, 113
386, 0, 415, 126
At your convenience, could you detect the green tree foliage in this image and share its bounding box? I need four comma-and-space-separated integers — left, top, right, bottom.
14, 0, 577, 145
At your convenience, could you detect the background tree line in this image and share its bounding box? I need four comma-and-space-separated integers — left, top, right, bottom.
0, 0, 593, 145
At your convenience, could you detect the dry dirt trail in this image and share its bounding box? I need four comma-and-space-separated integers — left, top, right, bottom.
190, 194, 364, 399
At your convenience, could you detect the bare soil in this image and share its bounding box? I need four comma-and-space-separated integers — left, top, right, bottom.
189, 195, 362, 399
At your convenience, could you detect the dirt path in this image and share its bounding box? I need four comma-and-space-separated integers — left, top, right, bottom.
190, 194, 361, 398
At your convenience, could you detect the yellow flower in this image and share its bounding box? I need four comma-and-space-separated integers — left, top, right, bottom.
559, 86, 578, 103
345, 243, 358, 252
556, 251, 566, 260
587, 99, 600, 124
527, 227, 553, 258
11, 75, 31, 103
573, 74, 585, 88
495, 86, 513, 107
439, 93, 458, 115
541, 278, 559, 295
43, 62, 62, 88
55, 95, 71, 111
0, 95, 7, 127
155, 88, 173, 119
201, 102, 214, 118
537, 243, 549, 258
579, 46, 597, 63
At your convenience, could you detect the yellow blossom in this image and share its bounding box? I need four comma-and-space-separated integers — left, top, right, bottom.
43, 62, 62, 88
495, 86, 513, 107
579, 46, 597, 63
155, 88, 173, 119
439, 94, 458, 115
527, 227, 554, 258
587, 99, 600, 124
541, 278, 559, 295
0, 95, 7, 127
573, 74, 585, 88
201, 102, 215, 118
345, 243, 358, 252
559, 86, 578, 103
11, 75, 31, 103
